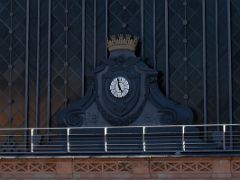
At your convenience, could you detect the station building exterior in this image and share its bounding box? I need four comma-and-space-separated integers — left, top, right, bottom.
0, 0, 240, 179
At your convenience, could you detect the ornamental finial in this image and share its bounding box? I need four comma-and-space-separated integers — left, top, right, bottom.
107, 34, 139, 52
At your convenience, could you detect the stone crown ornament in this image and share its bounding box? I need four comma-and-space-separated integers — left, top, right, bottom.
107, 34, 139, 52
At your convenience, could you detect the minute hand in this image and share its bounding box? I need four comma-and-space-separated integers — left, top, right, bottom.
117, 78, 123, 92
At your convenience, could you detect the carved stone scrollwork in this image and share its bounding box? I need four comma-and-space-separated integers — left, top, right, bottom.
231, 161, 240, 173
150, 161, 213, 173
63, 110, 84, 127
0, 162, 56, 173
73, 160, 132, 173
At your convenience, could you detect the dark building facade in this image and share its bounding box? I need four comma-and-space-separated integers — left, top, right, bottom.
0, 0, 240, 151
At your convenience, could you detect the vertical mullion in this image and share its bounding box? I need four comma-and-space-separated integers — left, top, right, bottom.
165, 0, 169, 96
8, 0, 13, 127
153, 0, 156, 70
94, 0, 97, 69
215, 0, 219, 127
227, 0, 232, 125
202, 0, 207, 139
141, 0, 144, 57
184, 0, 187, 105
64, 0, 69, 107
24, 0, 30, 149
81, 0, 85, 96
35, 0, 40, 128
105, 0, 108, 59
227, 0, 233, 148
47, 0, 52, 128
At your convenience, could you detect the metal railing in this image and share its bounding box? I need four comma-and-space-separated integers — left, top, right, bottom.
0, 124, 240, 155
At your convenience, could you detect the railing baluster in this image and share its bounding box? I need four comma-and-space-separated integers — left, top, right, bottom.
30, 128, 34, 153
223, 124, 226, 150
143, 126, 146, 152
67, 128, 70, 153
104, 127, 108, 152
182, 126, 185, 151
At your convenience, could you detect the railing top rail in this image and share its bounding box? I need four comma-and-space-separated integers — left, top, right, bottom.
0, 124, 239, 131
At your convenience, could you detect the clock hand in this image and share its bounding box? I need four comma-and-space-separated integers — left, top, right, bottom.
117, 78, 123, 92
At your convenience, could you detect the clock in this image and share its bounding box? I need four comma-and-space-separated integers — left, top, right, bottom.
110, 76, 129, 98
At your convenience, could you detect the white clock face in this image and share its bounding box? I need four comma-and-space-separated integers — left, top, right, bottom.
110, 77, 129, 98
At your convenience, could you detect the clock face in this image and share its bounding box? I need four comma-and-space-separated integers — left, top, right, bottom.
110, 76, 129, 98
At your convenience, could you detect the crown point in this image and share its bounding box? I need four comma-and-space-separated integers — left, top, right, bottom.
107, 34, 139, 53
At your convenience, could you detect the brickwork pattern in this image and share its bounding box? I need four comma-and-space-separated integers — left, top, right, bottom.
0, 157, 240, 179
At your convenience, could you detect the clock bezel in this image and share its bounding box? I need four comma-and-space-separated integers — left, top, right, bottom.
102, 71, 136, 104
110, 76, 130, 98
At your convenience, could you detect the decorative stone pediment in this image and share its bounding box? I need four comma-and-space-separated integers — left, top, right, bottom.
57, 35, 193, 127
